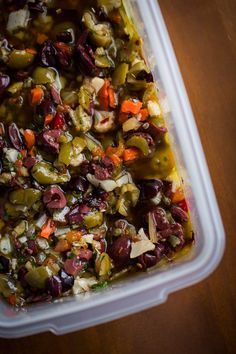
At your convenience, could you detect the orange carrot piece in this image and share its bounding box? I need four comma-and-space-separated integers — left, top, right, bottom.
171, 187, 185, 203
15, 159, 23, 167
105, 142, 125, 157
20, 149, 27, 158
40, 219, 56, 239
36, 33, 48, 44
123, 147, 141, 162
98, 79, 110, 111
120, 100, 142, 114
31, 86, 44, 105
29, 146, 36, 157
24, 129, 36, 149
139, 108, 149, 121
44, 114, 54, 126
108, 87, 116, 108
118, 112, 129, 124
25, 48, 37, 55
109, 154, 121, 166
54, 239, 71, 252
66, 230, 82, 244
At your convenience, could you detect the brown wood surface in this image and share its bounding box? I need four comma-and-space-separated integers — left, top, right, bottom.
1, 1, 236, 353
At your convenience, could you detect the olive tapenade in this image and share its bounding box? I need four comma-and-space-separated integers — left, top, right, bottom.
0, 0, 194, 307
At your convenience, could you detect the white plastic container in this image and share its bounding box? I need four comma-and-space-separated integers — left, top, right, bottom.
0, 0, 225, 338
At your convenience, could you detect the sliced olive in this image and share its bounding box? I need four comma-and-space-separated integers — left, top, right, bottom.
149, 145, 175, 178
83, 212, 103, 229
32, 161, 71, 184
7, 50, 35, 69
112, 63, 129, 86
9, 188, 42, 207
25, 266, 53, 289
116, 183, 140, 216
126, 136, 150, 156
32, 67, 56, 85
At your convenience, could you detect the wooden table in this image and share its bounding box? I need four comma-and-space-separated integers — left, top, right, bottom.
1, 1, 236, 353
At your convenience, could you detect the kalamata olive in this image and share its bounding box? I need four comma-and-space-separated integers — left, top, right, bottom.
67, 205, 83, 224
8, 123, 24, 150
152, 207, 169, 230
77, 248, 93, 261
141, 122, 167, 140
140, 179, 163, 199
56, 31, 73, 43
25, 240, 38, 255
36, 97, 56, 117
136, 70, 153, 82
76, 43, 99, 77
43, 185, 67, 209
23, 156, 37, 169
170, 205, 188, 223
64, 258, 83, 276
107, 236, 132, 268
59, 268, 74, 291
38, 129, 61, 154
66, 203, 89, 224
159, 223, 185, 249
17, 266, 28, 288
0, 255, 10, 273
39, 40, 57, 67
91, 157, 114, 180
46, 275, 62, 297
137, 244, 164, 269
0, 73, 10, 95
69, 176, 89, 192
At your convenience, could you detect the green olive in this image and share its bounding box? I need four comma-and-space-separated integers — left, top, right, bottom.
7, 82, 23, 94
32, 161, 71, 184
149, 145, 175, 178
7, 50, 35, 69
25, 266, 53, 289
112, 63, 129, 86
83, 212, 103, 229
9, 188, 42, 207
70, 106, 92, 133
0, 275, 14, 297
143, 83, 158, 106
83, 11, 112, 48
126, 136, 150, 156
127, 61, 150, 90
78, 85, 94, 112
59, 137, 86, 166
116, 183, 140, 216
32, 67, 56, 85
95, 252, 111, 278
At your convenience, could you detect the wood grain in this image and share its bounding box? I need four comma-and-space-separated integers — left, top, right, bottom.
1, 1, 236, 353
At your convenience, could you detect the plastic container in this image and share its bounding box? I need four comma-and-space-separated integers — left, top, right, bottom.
0, 0, 225, 338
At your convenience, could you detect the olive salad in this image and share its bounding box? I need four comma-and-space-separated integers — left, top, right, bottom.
0, 0, 194, 307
